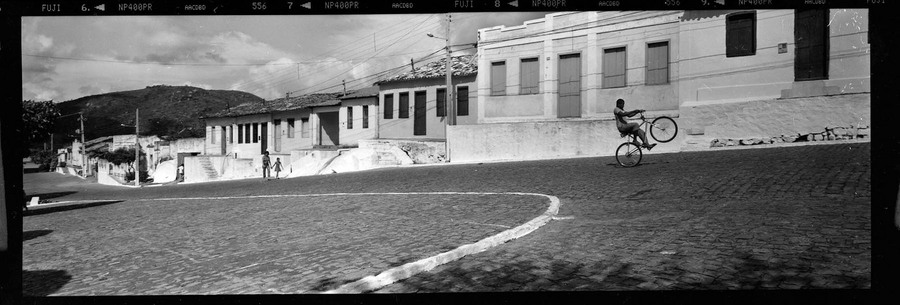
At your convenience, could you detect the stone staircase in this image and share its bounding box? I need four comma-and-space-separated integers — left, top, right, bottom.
197, 156, 219, 180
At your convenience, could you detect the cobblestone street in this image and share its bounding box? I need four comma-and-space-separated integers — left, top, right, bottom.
22, 143, 871, 295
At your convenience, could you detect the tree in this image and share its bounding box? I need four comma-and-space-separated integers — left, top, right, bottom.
22, 100, 60, 150
96, 147, 145, 167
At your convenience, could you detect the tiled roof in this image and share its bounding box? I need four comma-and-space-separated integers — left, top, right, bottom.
204, 92, 343, 118
340, 86, 380, 99
379, 55, 477, 84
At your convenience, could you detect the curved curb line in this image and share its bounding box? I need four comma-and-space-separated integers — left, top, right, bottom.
324, 192, 560, 294
59, 191, 559, 294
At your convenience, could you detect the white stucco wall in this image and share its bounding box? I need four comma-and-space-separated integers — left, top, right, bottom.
378, 77, 478, 139
478, 11, 683, 123
339, 98, 379, 146
447, 115, 683, 163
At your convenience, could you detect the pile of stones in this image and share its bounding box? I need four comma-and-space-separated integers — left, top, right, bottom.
710, 125, 869, 148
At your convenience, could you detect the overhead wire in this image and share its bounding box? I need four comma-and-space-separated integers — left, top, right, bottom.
290, 16, 440, 95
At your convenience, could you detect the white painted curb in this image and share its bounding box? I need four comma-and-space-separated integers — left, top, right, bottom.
321, 192, 560, 294
43, 192, 560, 293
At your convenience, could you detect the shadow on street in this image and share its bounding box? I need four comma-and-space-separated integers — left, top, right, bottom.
23, 230, 53, 241
23, 270, 72, 296
383, 248, 869, 292
25, 191, 78, 202
24, 200, 123, 217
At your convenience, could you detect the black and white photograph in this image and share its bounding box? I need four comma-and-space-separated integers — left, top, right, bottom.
6, 1, 884, 301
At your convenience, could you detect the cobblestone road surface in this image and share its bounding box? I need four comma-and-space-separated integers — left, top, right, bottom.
22, 143, 871, 295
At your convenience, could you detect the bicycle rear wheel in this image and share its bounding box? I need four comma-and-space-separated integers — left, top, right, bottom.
616, 142, 642, 167
650, 116, 678, 143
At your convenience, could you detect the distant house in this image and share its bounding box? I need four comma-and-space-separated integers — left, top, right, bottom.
374, 55, 478, 139
202, 92, 344, 158
335, 86, 380, 146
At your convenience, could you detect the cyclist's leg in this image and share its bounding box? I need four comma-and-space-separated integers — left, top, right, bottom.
627, 123, 649, 146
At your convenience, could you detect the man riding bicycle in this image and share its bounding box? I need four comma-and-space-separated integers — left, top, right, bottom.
614, 98, 656, 150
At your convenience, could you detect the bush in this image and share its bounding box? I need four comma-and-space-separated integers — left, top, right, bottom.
29, 149, 56, 172
125, 170, 151, 183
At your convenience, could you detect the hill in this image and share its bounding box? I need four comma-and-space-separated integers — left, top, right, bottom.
53, 85, 265, 143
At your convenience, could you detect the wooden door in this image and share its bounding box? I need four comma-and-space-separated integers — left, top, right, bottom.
558, 54, 582, 118
260, 123, 268, 154
795, 9, 828, 81
414, 91, 426, 136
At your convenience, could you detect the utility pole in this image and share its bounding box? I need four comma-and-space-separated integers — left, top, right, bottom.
134, 109, 140, 187
79, 112, 86, 177
445, 13, 454, 126
342, 80, 347, 96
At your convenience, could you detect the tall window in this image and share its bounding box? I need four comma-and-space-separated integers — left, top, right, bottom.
457, 86, 469, 116
436, 88, 446, 117
399, 92, 409, 118
520, 57, 539, 94
227, 126, 232, 143
603, 47, 626, 88
238, 124, 244, 143
491, 61, 506, 96
726, 11, 756, 57
347, 106, 354, 129
384, 93, 393, 119
363, 105, 369, 128
646, 42, 669, 85
287, 118, 295, 138
210, 126, 216, 144
244, 124, 251, 144
301, 118, 310, 138
252, 123, 258, 143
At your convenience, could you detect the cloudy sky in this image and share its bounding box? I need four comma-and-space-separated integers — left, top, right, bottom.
22, 13, 548, 102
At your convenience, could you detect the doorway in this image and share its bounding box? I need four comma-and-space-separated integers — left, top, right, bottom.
558, 53, 582, 118
794, 9, 828, 81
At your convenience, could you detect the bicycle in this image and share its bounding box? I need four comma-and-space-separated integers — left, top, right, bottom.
615, 112, 678, 167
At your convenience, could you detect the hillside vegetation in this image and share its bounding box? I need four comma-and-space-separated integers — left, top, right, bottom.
53, 85, 264, 142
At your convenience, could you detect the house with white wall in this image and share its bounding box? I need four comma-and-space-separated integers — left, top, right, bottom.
449, 10, 869, 162
375, 55, 478, 140
336, 86, 380, 146
202, 93, 341, 158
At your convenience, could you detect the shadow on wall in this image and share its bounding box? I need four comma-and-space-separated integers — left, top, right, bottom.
23, 270, 72, 296
379, 249, 869, 292
23, 230, 53, 241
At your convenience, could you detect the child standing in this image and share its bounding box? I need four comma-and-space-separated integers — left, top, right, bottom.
272, 158, 283, 179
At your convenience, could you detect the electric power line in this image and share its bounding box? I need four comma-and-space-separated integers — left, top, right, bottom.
291, 16, 440, 95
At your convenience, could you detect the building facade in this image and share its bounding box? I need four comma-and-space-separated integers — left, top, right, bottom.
336, 86, 380, 146
450, 10, 870, 162
376, 55, 478, 140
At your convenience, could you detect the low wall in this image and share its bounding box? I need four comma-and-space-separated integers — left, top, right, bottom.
289, 150, 341, 177
447, 116, 684, 163
678, 93, 870, 150
359, 139, 445, 164
183, 156, 207, 183
223, 158, 258, 180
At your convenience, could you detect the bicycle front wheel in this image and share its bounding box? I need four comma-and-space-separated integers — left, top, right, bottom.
616, 142, 642, 167
650, 116, 678, 143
